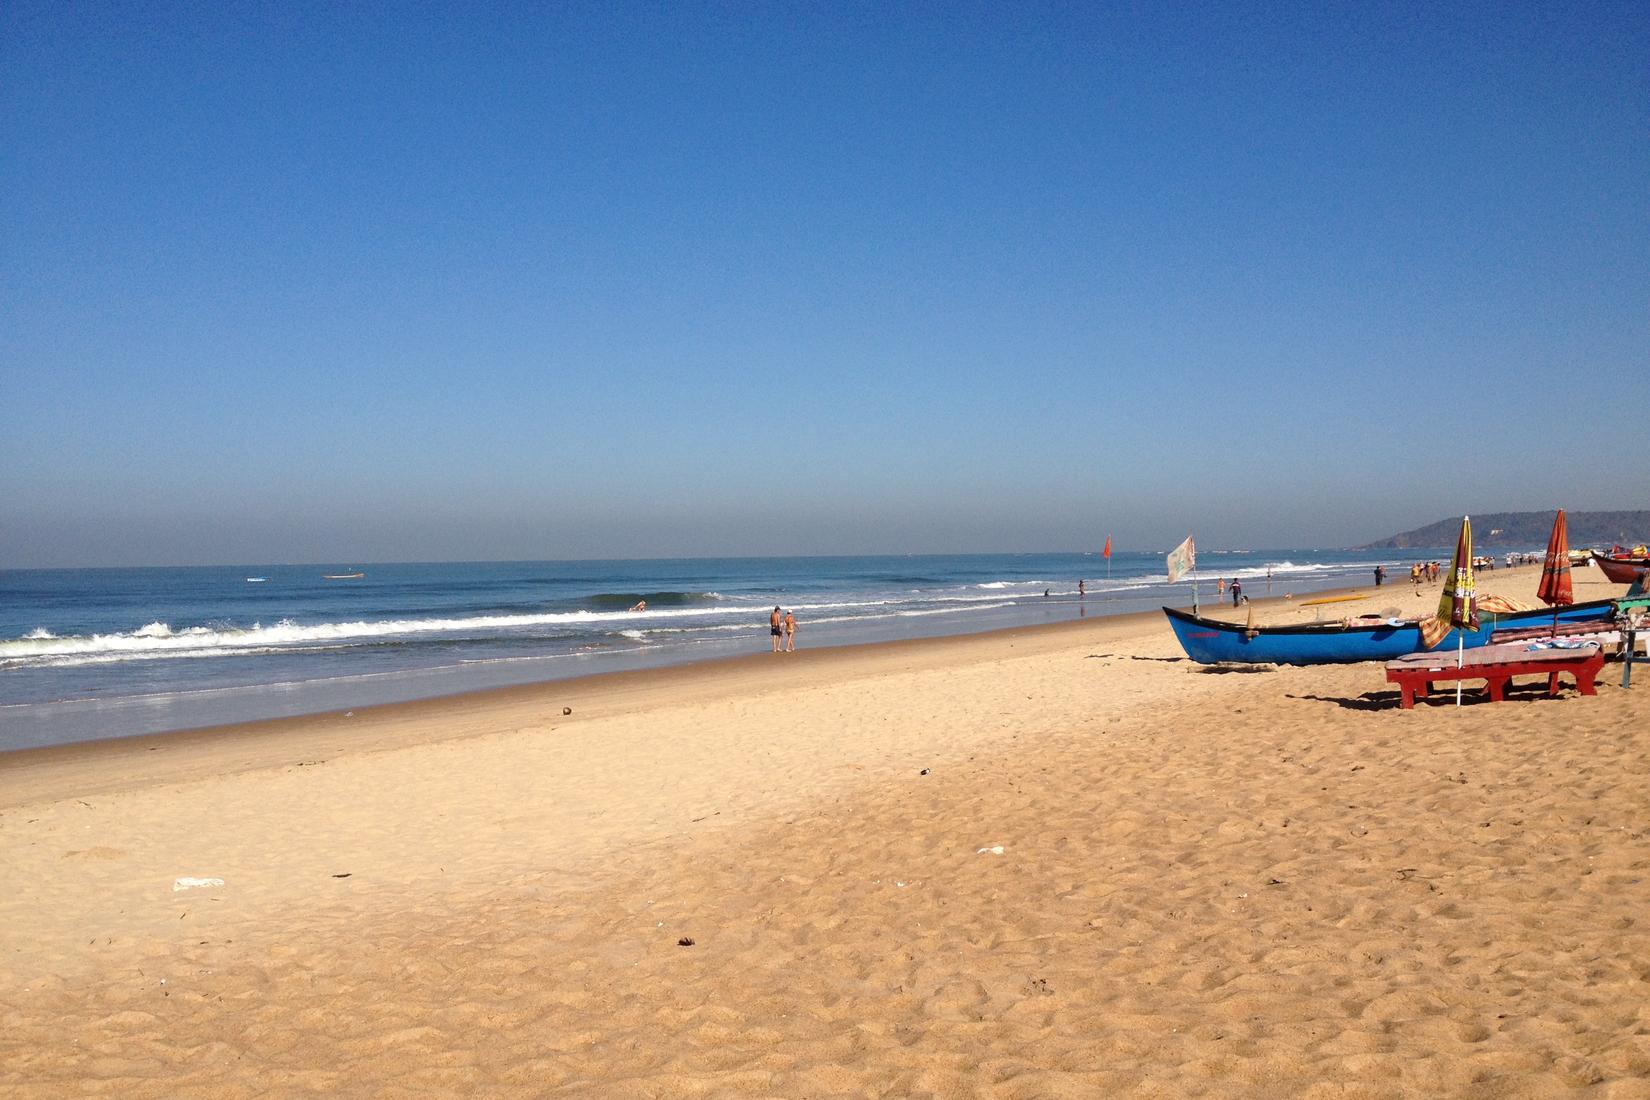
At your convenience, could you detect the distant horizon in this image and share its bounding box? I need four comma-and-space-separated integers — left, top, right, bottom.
0, 541, 1499, 572
10, 507, 1643, 570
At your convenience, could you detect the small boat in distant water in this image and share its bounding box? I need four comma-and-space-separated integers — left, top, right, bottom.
322, 571, 365, 580
245, 577, 267, 583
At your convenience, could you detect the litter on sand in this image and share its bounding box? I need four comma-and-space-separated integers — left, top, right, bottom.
977, 846, 1005, 855
172, 877, 224, 892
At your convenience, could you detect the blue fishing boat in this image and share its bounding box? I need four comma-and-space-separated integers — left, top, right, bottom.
1162, 598, 1618, 665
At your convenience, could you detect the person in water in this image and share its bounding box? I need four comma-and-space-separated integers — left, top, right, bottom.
770, 606, 783, 652
630, 600, 647, 612
783, 609, 797, 652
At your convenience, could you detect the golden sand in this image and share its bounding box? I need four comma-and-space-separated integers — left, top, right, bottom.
2, 565, 1647, 1097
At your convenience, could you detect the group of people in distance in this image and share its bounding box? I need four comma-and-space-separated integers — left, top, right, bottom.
1372, 562, 1443, 590
769, 606, 797, 652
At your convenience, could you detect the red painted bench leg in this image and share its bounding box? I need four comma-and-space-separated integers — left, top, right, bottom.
1548, 671, 1560, 696
1487, 675, 1505, 702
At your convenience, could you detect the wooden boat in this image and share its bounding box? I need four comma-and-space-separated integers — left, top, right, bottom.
1162, 598, 1618, 665
322, 571, 365, 580
1591, 554, 1650, 585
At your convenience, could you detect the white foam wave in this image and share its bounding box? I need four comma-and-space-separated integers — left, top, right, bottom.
896, 602, 1013, 617
9, 563, 1340, 670
10, 644, 356, 670
0, 598, 915, 666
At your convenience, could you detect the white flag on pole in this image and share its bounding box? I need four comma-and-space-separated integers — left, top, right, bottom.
1166, 535, 1196, 583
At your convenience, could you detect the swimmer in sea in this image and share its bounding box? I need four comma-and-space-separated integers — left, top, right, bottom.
630, 600, 647, 612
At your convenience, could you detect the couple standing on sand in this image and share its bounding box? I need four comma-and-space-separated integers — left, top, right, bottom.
769, 606, 797, 652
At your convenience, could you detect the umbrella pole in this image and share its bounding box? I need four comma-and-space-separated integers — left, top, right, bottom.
1456, 633, 1464, 706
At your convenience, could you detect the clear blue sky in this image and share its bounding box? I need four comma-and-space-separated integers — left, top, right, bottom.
3, 1, 1646, 566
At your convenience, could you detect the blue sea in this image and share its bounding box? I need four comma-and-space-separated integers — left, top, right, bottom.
1, 551, 1421, 750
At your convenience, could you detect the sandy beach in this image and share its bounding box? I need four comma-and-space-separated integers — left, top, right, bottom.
2, 564, 1647, 1098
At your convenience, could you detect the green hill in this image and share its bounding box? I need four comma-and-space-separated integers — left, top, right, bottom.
1358, 510, 1649, 550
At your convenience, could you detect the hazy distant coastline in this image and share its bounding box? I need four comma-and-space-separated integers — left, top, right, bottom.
1358, 510, 1649, 550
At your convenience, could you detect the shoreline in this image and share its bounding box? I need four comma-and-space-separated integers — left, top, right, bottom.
0, 606, 1163, 807
1, 551, 1440, 752
0, 562, 1597, 804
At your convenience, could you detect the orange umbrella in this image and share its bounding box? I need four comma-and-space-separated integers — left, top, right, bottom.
1536, 509, 1573, 608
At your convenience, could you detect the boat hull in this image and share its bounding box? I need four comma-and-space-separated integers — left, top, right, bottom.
1592, 555, 1650, 585
1163, 599, 1618, 665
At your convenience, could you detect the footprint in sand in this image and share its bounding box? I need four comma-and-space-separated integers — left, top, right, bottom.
62, 847, 126, 861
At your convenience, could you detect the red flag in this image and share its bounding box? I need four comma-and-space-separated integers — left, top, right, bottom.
1102, 535, 1111, 559
1536, 509, 1573, 607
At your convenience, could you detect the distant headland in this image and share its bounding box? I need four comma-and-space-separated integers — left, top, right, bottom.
1357, 510, 1649, 550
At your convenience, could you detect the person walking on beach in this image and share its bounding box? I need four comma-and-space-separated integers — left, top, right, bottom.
1078, 579, 1086, 598
1230, 578, 1243, 606
783, 609, 797, 652
770, 606, 783, 652
1217, 577, 1226, 599
1374, 565, 1386, 586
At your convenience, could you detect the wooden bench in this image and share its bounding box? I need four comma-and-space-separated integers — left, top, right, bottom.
1385, 642, 1604, 709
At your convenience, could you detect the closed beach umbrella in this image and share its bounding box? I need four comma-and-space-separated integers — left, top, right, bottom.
1438, 515, 1479, 631
1536, 509, 1574, 610
1437, 516, 1478, 705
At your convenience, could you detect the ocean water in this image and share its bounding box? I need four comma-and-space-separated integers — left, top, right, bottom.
1, 551, 1423, 750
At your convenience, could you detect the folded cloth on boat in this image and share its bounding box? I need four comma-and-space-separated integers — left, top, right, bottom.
1479, 594, 1538, 614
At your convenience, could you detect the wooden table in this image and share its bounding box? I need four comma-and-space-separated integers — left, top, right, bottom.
1385, 642, 1604, 709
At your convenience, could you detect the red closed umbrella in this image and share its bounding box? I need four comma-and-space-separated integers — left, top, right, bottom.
1536, 509, 1573, 610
